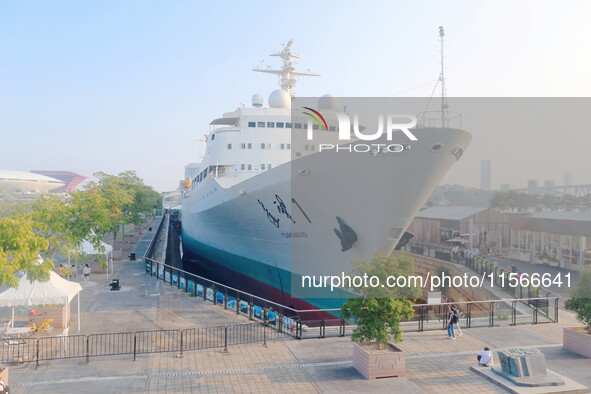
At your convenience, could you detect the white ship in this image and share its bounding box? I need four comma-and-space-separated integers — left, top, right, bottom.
181, 38, 472, 314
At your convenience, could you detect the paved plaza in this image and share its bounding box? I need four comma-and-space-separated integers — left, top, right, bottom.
3, 227, 590, 393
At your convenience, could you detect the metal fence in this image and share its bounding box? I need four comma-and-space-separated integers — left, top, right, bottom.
294, 296, 559, 339
0, 321, 285, 366
403, 241, 562, 299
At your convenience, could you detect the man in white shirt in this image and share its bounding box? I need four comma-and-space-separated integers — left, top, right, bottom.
477, 347, 494, 367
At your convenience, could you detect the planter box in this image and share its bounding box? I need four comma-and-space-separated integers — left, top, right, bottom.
29, 304, 71, 329
563, 326, 591, 358
353, 342, 405, 380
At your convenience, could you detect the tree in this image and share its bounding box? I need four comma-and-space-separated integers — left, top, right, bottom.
29, 194, 81, 270
565, 265, 591, 334
561, 194, 580, 211
490, 192, 510, 211
88, 172, 133, 242
0, 217, 53, 287
341, 252, 421, 349
116, 170, 161, 233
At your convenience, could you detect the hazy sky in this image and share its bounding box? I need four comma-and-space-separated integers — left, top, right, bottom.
1, 1, 591, 191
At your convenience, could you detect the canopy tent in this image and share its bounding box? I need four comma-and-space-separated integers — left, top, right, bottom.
0, 271, 82, 333
79, 239, 114, 279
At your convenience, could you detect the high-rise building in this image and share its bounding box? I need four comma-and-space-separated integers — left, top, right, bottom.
30, 170, 86, 193
480, 160, 491, 190
184, 162, 201, 179
563, 172, 573, 186
527, 179, 538, 194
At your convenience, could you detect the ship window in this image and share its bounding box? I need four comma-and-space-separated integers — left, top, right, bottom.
294, 123, 302, 129
257, 122, 265, 127
261, 164, 266, 170
276, 122, 284, 128
261, 143, 265, 149
248, 122, 256, 128
268, 164, 272, 169
241, 164, 245, 170
304, 145, 309, 151
280, 143, 285, 149
227, 143, 232, 150
248, 143, 252, 149
329, 126, 336, 131
313, 125, 319, 130
310, 145, 315, 151
267, 122, 274, 128
286, 122, 292, 128
241, 143, 246, 149
211, 134, 215, 141
296, 152, 301, 157
267, 143, 272, 149
247, 164, 252, 170
287, 143, 291, 150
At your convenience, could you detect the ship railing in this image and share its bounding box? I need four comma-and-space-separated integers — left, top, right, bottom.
416, 110, 462, 129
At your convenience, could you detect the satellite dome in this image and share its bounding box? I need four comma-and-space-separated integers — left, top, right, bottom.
252, 94, 264, 108
318, 94, 339, 110
268, 89, 291, 109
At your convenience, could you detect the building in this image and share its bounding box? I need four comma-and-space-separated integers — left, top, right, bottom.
500, 184, 511, 191
30, 170, 87, 193
408, 206, 509, 249
509, 211, 591, 270
0, 170, 65, 192
527, 179, 538, 194
563, 172, 573, 186
184, 163, 202, 179
480, 160, 491, 190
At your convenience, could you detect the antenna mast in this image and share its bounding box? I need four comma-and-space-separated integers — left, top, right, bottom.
252, 39, 320, 96
439, 26, 448, 128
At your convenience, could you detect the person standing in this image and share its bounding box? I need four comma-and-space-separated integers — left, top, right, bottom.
83, 264, 91, 282
452, 305, 463, 336
447, 305, 455, 340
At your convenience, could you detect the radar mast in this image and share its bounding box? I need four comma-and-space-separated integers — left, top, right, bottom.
252, 39, 320, 96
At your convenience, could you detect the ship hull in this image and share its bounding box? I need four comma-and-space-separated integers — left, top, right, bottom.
182, 127, 472, 314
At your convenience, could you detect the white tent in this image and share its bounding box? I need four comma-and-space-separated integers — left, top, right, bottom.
0, 271, 82, 333
79, 239, 114, 279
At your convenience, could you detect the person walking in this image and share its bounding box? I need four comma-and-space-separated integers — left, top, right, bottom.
447, 305, 455, 340
83, 264, 91, 282
452, 305, 463, 336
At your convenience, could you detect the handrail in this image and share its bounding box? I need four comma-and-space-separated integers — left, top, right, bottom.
145, 257, 301, 314
404, 240, 562, 299
142, 214, 167, 260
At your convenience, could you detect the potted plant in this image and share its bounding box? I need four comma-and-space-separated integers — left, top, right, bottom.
341, 252, 420, 380
564, 265, 591, 358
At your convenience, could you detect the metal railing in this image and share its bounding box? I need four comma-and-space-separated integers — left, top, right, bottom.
143, 215, 166, 261
403, 241, 562, 299
1, 321, 285, 366
295, 296, 559, 339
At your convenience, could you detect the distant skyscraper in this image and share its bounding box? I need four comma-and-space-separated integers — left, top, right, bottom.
480, 160, 491, 190
527, 179, 538, 194
563, 172, 573, 186
544, 180, 556, 187
184, 162, 201, 179
500, 184, 511, 191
